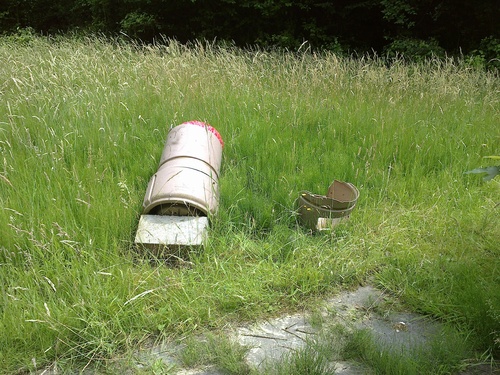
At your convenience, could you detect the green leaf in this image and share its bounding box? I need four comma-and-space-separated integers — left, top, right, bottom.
464, 166, 500, 181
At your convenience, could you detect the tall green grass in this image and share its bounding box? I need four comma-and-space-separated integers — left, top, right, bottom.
0, 35, 498, 372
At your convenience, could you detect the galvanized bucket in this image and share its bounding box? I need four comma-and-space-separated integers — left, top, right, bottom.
297, 180, 359, 231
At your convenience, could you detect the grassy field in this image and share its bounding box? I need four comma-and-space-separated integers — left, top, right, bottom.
0, 34, 499, 373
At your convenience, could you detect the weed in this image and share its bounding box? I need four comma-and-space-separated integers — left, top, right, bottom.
180, 333, 250, 374
342, 326, 470, 375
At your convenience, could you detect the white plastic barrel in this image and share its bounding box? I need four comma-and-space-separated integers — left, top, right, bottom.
142, 121, 223, 217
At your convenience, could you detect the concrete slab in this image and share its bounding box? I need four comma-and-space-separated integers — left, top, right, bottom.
237, 314, 315, 370
134, 215, 209, 248
323, 285, 443, 354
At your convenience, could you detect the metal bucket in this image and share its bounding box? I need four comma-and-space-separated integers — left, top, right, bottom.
297, 180, 359, 231
142, 121, 223, 217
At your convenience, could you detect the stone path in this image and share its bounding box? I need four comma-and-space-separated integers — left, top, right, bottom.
37, 285, 499, 374
132, 285, 453, 374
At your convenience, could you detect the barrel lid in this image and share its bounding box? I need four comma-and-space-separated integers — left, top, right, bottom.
180, 121, 224, 148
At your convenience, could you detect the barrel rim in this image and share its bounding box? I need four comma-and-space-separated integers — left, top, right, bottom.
180, 120, 224, 148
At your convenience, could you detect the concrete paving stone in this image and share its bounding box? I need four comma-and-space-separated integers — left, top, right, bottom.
236, 313, 316, 370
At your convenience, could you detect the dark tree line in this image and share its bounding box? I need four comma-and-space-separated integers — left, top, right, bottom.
1, 0, 499, 59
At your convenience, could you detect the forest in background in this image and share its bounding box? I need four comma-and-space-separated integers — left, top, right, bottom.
1, 0, 499, 65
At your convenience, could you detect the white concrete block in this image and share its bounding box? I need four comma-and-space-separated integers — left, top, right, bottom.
134, 215, 209, 248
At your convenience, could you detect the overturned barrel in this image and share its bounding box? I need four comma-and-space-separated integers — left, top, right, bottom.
142, 121, 224, 217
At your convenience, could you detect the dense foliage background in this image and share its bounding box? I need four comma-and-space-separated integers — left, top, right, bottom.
1, 0, 499, 61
